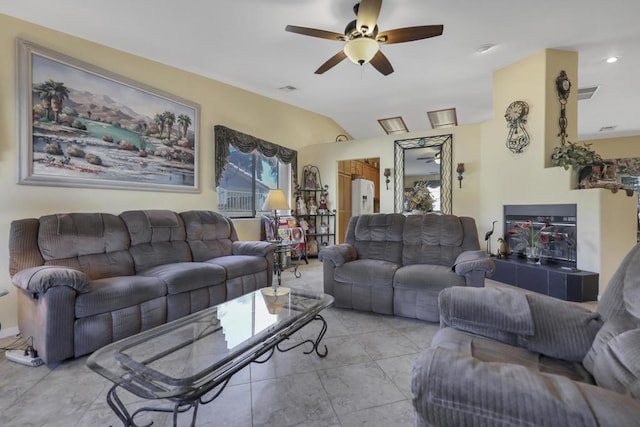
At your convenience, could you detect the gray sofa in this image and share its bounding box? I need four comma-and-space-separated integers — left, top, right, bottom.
9, 209, 275, 365
412, 243, 640, 426
318, 213, 495, 321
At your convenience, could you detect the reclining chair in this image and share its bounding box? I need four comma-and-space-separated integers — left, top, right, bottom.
412, 243, 640, 426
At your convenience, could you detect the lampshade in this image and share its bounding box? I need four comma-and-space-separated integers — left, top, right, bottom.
262, 189, 290, 211
343, 37, 379, 65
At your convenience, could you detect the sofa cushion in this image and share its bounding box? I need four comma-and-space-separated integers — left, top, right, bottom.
121, 210, 192, 272
180, 210, 236, 261
140, 262, 226, 295
348, 214, 405, 264
583, 314, 638, 373
431, 327, 595, 384
75, 275, 166, 318
403, 214, 467, 267
592, 328, 640, 398
207, 255, 267, 279
520, 293, 603, 362
38, 213, 134, 279
393, 264, 465, 291
334, 259, 400, 288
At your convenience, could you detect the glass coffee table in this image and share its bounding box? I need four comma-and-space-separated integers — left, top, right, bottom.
87, 288, 333, 426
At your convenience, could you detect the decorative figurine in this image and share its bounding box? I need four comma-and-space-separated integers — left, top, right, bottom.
296, 195, 307, 215
308, 195, 318, 215
318, 195, 328, 214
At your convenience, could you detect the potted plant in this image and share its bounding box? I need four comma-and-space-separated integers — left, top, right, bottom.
508, 220, 551, 264
550, 141, 603, 170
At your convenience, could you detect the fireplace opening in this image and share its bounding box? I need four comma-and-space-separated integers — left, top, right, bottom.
504, 204, 577, 267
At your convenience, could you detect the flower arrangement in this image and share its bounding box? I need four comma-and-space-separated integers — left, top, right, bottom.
508, 220, 551, 260
404, 180, 434, 213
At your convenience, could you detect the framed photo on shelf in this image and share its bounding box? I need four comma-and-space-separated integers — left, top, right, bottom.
16, 38, 200, 193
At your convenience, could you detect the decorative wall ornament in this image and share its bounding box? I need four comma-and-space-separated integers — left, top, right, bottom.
504, 100, 530, 154
555, 70, 571, 146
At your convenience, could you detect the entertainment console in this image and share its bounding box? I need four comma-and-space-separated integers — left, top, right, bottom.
492, 257, 598, 302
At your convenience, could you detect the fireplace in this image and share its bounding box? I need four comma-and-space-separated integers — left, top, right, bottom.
504, 204, 577, 267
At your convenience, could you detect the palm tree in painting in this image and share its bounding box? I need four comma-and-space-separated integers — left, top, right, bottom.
49, 80, 70, 123
177, 114, 191, 139
163, 111, 175, 141
154, 113, 165, 137
35, 80, 54, 120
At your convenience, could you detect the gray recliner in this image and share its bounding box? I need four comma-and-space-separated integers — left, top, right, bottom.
319, 213, 495, 321
412, 243, 640, 426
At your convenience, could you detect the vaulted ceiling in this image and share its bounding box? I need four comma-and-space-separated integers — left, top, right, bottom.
2, 0, 639, 141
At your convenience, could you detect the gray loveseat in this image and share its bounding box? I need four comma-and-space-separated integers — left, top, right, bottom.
318, 213, 495, 321
9, 209, 275, 365
412, 243, 640, 426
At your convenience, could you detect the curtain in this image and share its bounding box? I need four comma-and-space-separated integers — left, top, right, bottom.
214, 125, 298, 190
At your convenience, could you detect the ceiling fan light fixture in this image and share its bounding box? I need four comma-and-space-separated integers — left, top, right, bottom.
344, 37, 379, 65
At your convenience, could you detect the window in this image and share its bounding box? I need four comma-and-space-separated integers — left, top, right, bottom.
217, 147, 290, 217
214, 126, 298, 218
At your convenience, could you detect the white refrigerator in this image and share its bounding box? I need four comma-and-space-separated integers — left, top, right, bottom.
352, 178, 375, 216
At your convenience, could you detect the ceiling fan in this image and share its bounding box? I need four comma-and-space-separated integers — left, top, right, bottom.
285, 0, 443, 76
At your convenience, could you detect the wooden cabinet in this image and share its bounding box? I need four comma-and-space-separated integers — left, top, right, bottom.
337, 171, 352, 243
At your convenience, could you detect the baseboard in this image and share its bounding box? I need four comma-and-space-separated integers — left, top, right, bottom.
0, 326, 19, 339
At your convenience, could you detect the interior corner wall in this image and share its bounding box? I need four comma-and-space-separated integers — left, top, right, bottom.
0, 14, 348, 335
477, 49, 636, 296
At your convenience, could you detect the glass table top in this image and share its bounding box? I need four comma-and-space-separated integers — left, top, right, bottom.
87, 288, 333, 401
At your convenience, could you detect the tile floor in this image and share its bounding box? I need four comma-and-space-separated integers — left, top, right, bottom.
0, 259, 596, 427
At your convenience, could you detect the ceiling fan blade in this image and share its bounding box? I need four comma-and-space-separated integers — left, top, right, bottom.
369, 50, 394, 76
315, 51, 348, 74
356, 0, 383, 35
377, 25, 444, 44
285, 25, 346, 41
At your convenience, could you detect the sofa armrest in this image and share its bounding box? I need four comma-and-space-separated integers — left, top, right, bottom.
232, 240, 276, 257
452, 250, 495, 277
12, 266, 89, 295
318, 244, 357, 267
439, 287, 603, 362
412, 347, 640, 427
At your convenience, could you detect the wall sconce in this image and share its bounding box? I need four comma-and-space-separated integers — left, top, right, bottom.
456, 163, 465, 188
383, 168, 391, 190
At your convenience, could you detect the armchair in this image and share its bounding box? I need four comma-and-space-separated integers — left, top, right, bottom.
412, 243, 640, 426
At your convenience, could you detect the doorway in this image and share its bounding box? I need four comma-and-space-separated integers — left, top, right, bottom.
336, 158, 380, 243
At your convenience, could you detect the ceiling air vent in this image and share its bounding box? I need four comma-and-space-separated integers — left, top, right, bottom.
578, 86, 599, 100
278, 85, 298, 93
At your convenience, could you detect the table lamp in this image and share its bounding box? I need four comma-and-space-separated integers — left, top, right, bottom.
262, 189, 291, 296
262, 189, 290, 241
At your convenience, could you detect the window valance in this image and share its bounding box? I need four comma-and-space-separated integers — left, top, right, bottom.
214, 125, 298, 189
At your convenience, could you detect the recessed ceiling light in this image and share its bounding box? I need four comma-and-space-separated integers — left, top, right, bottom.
427, 108, 458, 129
606, 56, 619, 64
378, 117, 409, 134
476, 44, 495, 54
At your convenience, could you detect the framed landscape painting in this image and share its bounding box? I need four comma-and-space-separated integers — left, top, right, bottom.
16, 38, 200, 192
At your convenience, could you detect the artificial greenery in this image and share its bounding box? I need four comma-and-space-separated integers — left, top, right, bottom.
550, 141, 603, 170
